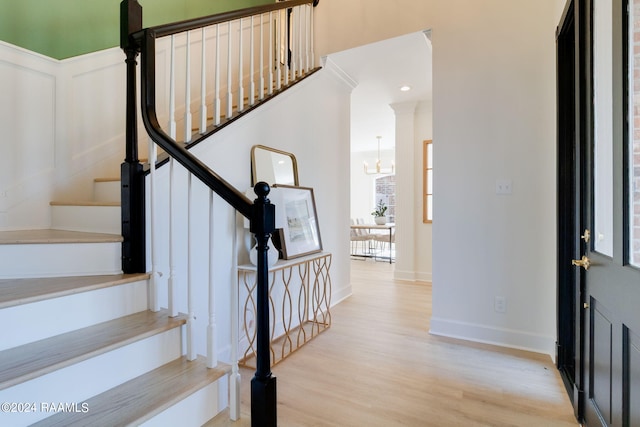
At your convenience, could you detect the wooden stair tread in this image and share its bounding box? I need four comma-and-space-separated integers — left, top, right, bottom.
0, 309, 185, 390
0, 273, 149, 309
32, 356, 231, 427
50, 200, 120, 207
0, 229, 122, 245
94, 177, 120, 183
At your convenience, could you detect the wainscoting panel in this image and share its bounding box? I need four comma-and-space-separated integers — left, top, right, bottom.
0, 44, 58, 229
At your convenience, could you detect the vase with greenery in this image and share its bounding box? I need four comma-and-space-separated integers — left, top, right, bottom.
371, 199, 388, 225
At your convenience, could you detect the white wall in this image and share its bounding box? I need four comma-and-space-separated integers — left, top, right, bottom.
317, 0, 561, 357
0, 42, 126, 230
429, 1, 558, 355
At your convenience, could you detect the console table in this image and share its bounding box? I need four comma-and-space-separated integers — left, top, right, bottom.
237, 252, 332, 368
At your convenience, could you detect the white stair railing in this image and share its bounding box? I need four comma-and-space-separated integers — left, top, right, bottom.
124, 2, 320, 424
152, 3, 315, 145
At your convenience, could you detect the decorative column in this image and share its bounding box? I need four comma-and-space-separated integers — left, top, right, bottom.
249, 182, 277, 427
390, 101, 417, 281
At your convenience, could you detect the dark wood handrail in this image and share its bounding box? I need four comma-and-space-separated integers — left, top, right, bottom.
136, 0, 317, 40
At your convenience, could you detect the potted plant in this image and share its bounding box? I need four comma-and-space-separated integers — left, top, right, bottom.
371, 199, 388, 225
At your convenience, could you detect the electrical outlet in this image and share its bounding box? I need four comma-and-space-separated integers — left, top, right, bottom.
495, 180, 512, 195
494, 296, 507, 313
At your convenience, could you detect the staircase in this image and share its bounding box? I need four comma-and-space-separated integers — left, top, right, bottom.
0, 177, 231, 426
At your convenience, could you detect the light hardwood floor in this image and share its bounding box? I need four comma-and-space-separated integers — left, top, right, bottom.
209, 260, 578, 426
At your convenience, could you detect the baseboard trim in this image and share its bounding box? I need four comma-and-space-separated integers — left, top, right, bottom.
393, 269, 432, 282
331, 285, 352, 307
429, 316, 556, 360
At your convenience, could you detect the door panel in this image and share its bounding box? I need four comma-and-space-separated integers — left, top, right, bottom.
626, 329, 640, 425
590, 299, 613, 425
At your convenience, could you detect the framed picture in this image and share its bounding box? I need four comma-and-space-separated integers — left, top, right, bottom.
272, 184, 322, 259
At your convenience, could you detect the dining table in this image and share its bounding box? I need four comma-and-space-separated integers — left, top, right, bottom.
349, 223, 395, 263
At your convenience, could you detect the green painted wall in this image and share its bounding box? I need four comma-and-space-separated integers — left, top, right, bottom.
0, 0, 272, 59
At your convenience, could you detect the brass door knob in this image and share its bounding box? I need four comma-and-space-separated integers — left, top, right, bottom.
572, 255, 591, 271
581, 229, 591, 243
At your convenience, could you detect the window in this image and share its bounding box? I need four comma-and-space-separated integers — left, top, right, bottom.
423, 140, 433, 223
629, 0, 640, 266
374, 175, 396, 223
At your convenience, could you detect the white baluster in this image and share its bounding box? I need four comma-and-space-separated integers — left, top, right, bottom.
249, 15, 255, 106
184, 31, 192, 143
227, 20, 233, 119
310, 4, 315, 69
268, 11, 274, 95
276, 11, 282, 90
259, 13, 265, 100
214, 24, 221, 126
169, 35, 177, 139
305, 5, 310, 73
297, 5, 302, 77
238, 17, 244, 112
168, 159, 178, 317
294, 7, 298, 80
284, 9, 290, 86
289, 8, 298, 81
187, 172, 196, 361
148, 137, 160, 312
207, 190, 218, 368
200, 27, 207, 134
230, 210, 241, 421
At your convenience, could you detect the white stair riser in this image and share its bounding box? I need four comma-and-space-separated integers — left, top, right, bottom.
93, 180, 120, 203
0, 279, 148, 351
52, 205, 120, 234
0, 329, 182, 427
0, 241, 121, 279
141, 380, 225, 427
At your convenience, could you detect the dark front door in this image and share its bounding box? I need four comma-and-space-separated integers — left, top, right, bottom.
559, 0, 640, 425
557, 0, 587, 421
556, 1, 582, 418
582, 1, 640, 425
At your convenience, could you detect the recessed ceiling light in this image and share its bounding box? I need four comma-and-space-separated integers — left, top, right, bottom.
400, 85, 411, 92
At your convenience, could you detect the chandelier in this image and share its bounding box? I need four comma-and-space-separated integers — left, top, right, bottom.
363, 136, 394, 175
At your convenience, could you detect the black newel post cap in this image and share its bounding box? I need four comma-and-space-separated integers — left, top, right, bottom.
120, 0, 142, 50
250, 182, 275, 236
254, 182, 271, 200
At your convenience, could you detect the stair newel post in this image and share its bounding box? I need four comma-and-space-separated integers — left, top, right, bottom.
120, 0, 146, 274
249, 182, 277, 427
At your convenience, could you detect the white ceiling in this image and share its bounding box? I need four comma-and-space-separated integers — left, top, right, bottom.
325, 30, 433, 153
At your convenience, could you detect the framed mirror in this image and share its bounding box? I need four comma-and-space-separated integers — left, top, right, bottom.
251, 145, 299, 186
